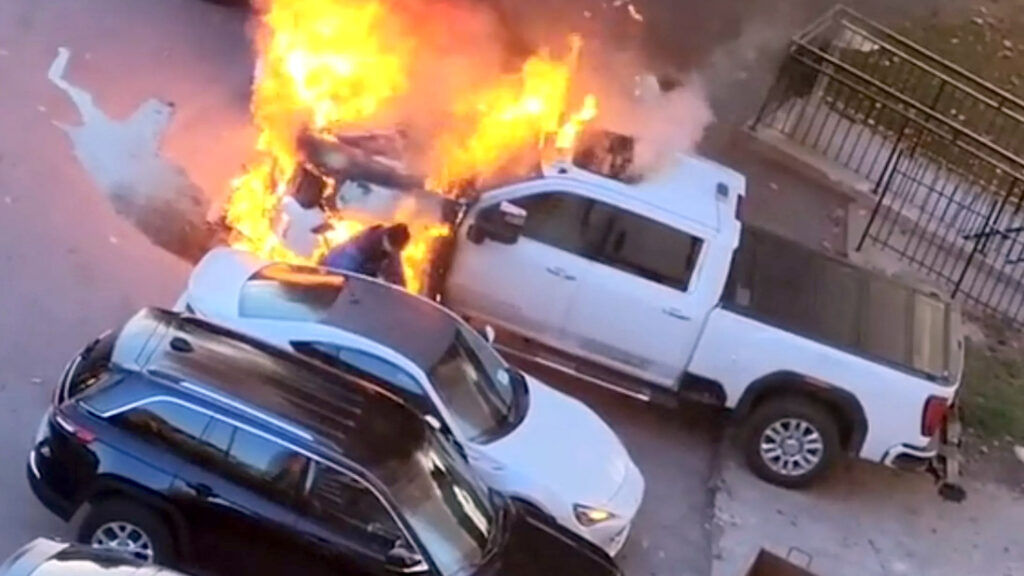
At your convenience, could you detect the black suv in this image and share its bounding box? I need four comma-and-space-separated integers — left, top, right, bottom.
27, 307, 621, 576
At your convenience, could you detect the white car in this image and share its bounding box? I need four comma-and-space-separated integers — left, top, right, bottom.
174, 247, 645, 556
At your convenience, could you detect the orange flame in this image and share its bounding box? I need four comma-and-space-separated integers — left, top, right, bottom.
225, 0, 597, 294
426, 35, 597, 191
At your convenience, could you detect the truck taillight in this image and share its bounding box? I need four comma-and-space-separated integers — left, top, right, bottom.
921, 395, 949, 437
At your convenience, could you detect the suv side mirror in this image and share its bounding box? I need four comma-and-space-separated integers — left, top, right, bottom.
467, 201, 525, 245
385, 543, 428, 573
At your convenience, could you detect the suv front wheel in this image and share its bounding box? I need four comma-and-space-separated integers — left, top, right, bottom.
741, 396, 841, 489
78, 498, 176, 565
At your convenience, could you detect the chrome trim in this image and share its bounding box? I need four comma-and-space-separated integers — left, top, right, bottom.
177, 380, 314, 441
494, 345, 651, 402
94, 395, 425, 561
57, 355, 82, 403
28, 449, 41, 478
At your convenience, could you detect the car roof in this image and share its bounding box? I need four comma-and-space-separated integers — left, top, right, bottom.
189, 247, 460, 371
317, 272, 458, 370
102, 307, 431, 468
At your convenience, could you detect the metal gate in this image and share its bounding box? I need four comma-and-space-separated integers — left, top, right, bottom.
751, 5, 1024, 325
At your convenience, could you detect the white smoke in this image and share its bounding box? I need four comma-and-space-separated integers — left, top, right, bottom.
580, 57, 716, 178
623, 73, 715, 176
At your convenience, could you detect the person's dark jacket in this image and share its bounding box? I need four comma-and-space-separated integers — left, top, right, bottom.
321, 225, 407, 288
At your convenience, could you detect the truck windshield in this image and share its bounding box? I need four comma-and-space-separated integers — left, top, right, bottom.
384, 431, 497, 575
427, 327, 519, 444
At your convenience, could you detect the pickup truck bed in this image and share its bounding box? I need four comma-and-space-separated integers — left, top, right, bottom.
722, 227, 957, 384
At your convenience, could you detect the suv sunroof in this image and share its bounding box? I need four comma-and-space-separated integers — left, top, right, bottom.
239, 263, 346, 322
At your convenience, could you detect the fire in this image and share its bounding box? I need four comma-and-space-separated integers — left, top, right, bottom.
426, 35, 597, 191
224, 0, 598, 294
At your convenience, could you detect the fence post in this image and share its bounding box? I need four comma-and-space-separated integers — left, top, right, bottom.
952, 177, 1016, 296
751, 55, 793, 130
857, 147, 905, 252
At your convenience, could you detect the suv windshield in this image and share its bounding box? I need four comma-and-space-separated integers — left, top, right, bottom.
382, 432, 496, 576
427, 327, 519, 443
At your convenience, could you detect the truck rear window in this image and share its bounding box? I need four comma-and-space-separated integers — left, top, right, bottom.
63, 329, 119, 400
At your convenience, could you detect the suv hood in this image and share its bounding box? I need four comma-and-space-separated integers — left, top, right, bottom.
486, 374, 634, 511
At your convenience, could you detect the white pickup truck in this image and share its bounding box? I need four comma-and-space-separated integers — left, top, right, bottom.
263, 130, 966, 489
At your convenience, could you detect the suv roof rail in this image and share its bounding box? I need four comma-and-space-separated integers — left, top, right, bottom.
150, 370, 315, 442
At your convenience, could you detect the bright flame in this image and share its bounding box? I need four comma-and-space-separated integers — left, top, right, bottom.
427, 35, 597, 191
225, 0, 598, 294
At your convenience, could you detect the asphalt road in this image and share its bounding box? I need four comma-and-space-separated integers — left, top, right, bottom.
0, 1, 723, 574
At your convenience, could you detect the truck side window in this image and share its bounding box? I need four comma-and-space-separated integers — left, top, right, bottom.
512, 191, 704, 291
596, 207, 704, 291
511, 192, 594, 256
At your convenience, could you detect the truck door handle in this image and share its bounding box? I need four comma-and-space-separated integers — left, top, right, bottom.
662, 307, 691, 321
545, 266, 577, 281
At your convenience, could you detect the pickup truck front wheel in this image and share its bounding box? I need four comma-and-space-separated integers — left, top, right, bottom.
742, 396, 841, 488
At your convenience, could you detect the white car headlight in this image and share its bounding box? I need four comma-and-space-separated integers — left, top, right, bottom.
573, 504, 616, 527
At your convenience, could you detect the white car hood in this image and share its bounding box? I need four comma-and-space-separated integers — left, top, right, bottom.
487, 374, 632, 510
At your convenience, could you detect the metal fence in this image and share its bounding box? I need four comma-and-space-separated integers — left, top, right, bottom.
751, 5, 1024, 325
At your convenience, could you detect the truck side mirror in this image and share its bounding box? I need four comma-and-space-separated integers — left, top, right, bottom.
468, 201, 525, 245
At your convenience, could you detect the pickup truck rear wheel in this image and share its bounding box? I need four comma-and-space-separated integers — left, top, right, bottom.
742, 396, 840, 488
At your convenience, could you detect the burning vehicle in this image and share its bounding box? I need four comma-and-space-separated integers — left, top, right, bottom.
224, 118, 638, 298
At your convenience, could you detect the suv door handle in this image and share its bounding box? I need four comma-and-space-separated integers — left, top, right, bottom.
662, 307, 691, 321
187, 482, 215, 500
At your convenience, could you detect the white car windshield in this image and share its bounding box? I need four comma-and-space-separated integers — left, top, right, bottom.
383, 432, 497, 575
427, 327, 519, 443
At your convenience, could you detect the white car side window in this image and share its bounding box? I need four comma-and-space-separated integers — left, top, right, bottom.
293, 341, 424, 395
335, 347, 424, 394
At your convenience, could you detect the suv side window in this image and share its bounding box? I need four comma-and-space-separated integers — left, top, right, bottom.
304, 464, 405, 555
210, 424, 311, 504
512, 191, 704, 291
292, 342, 423, 396
113, 401, 212, 463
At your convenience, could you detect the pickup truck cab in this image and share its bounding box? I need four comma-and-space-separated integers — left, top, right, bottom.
253, 132, 966, 489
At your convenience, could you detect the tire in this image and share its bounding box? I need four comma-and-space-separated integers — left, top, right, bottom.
741, 395, 841, 489
77, 498, 176, 565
